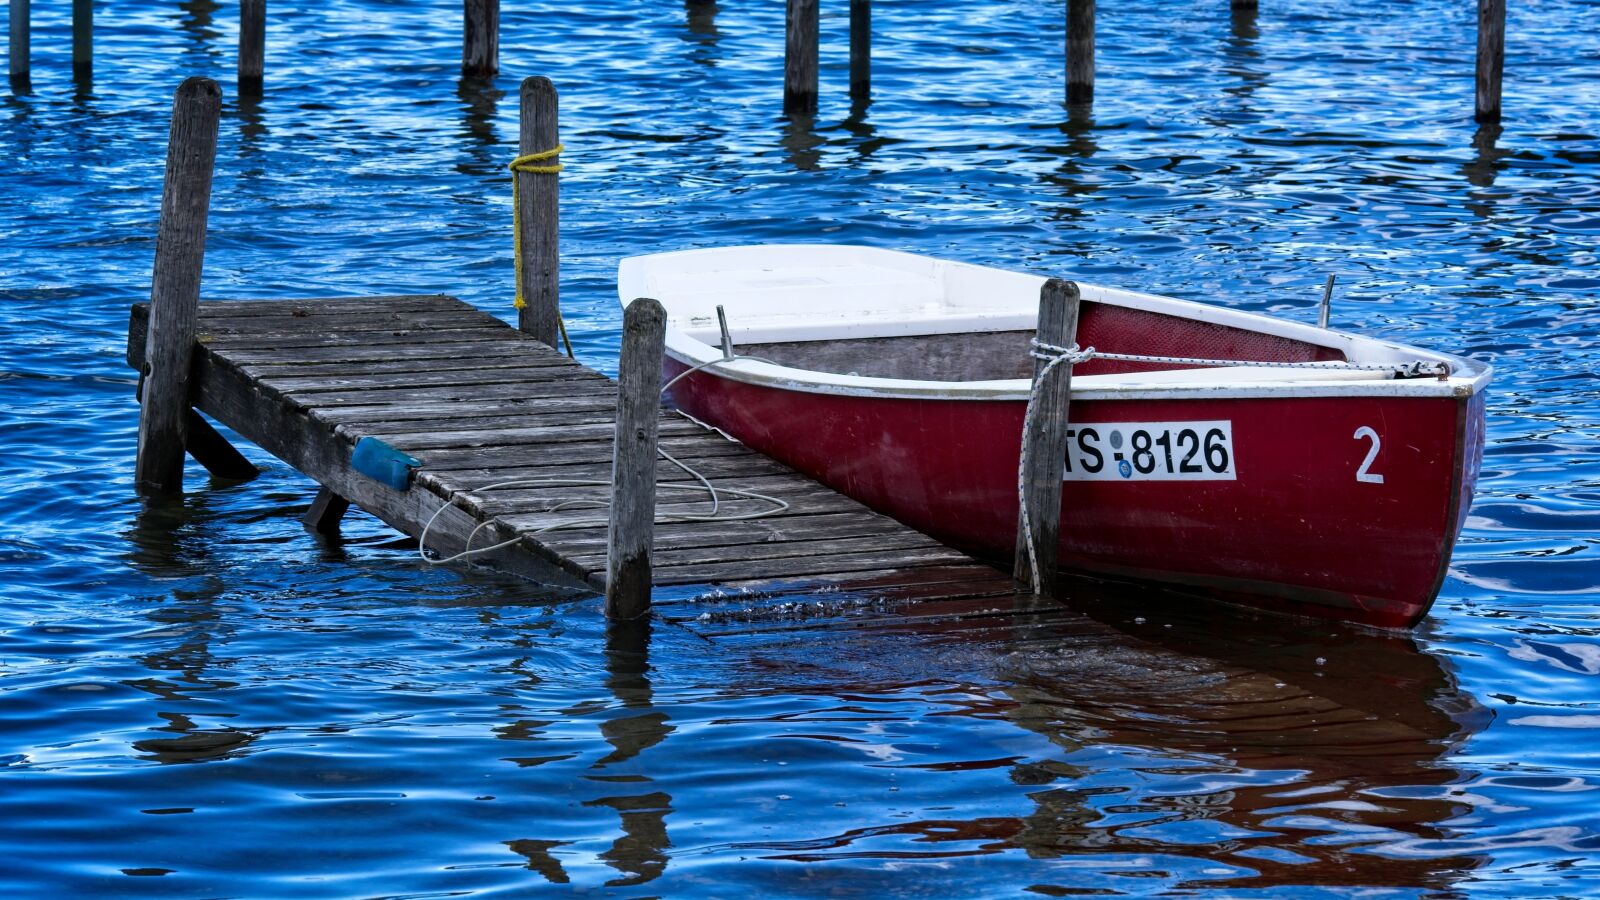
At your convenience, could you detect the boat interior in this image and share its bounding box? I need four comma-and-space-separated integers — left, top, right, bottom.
740, 300, 1349, 383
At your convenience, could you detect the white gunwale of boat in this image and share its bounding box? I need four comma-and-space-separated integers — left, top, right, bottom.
618, 245, 1493, 403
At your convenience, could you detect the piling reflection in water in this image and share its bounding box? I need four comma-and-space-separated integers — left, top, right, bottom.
124, 499, 264, 765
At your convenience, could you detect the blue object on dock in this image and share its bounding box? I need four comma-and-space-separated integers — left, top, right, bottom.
351, 437, 422, 491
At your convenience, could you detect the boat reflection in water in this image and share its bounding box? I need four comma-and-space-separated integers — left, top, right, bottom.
696, 575, 1488, 893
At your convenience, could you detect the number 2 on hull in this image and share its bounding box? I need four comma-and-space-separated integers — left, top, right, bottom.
1354, 425, 1384, 484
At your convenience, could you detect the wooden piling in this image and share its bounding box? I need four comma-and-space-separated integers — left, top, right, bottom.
135, 78, 222, 496
850, 0, 870, 101
303, 487, 351, 534
72, 0, 91, 81
8, 0, 28, 87
784, 0, 819, 115
606, 297, 668, 619
1013, 278, 1082, 597
1066, 0, 1095, 106
516, 76, 561, 346
463, 0, 500, 78
239, 0, 265, 95
1230, 0, 1259, 9
1475, 0, 1505, 123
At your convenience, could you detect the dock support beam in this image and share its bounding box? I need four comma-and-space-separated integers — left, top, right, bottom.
850, 0, 870, 102
463, 0, 500, 78
240, 0, 265, 97
517, 76, 562, 347
1014, 278, 1082, 597
8, 0, 28, 89
1475, 0, 1505, 123
303, 486, 351, 535
136, 77, 222, 497
72, 0, 91, 82
784, 0, 819, 115
606, 298, 667, 620
1066, 0, 1094, 106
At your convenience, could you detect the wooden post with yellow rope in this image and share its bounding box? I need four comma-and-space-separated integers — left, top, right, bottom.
512, 76, 567, 352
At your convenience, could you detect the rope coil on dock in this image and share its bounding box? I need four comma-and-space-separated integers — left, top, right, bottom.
509, 145, 575, 357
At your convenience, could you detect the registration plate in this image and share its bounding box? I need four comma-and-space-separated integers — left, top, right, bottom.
1062, 421, 1237, 482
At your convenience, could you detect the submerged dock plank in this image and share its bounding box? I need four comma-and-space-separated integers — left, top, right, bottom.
128, 295, 1011, 603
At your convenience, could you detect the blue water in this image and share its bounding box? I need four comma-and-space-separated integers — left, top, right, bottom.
3, 0, 1598, 895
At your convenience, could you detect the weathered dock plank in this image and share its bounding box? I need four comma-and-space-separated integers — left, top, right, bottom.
128, 296, 1014, 609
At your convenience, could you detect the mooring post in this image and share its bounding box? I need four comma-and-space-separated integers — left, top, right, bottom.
463, 0, 500, 77
784, 0, 819, 115
8, 0, 29, 88
1066, 0, 1094, 106
1475, 0, 1505, 123
239, 0, 265, 96
850, 0, 870, 101
1230, 0, 1258, 9
1013, 278, 1082, 597
607, 297, 667, 620
71, 0, 91, 82
517, 76, 561, 346
135, 78, 222, 496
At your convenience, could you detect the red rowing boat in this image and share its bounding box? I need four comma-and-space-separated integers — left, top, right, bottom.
618, 245, 1490, 629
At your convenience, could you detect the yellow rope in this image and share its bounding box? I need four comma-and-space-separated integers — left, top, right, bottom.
509, 145, 574, 358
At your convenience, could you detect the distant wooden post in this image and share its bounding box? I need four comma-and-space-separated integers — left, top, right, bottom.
1013, 278, 1082, 597
72, 0, 91, 81
850, 0, 870, 101
1475, 0, 1505, 123
239, 0, 265, 95
1066, 0, 1094, 106
463, 0, 499, 77
136, 78, 222, 496
517, 76, 561, 346
607, 297, 667, 620
8, 0, 28, 87
784, 0, 819, 115
1230, 0, 1258, 9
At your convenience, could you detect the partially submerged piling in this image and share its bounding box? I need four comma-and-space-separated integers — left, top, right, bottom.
135, 77, 223, 496
784, 0, 819, 115
1476, 0, 1506, 122
850, 0, 870, 101
463, 0, 500, 77
607, 299, 668, 618
1066, 0, 1095, 106
1014, 279, 1082, 598
8, 0, 28, 88
240, 0, 265, 96
72, 0, 91, 82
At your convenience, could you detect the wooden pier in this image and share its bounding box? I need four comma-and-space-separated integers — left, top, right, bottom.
127, 293, 1015, 611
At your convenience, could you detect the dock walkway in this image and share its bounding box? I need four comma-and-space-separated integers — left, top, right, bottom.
128, 294, 1014, 605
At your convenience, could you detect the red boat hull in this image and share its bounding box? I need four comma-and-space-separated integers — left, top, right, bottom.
666, 364, 1484, 629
